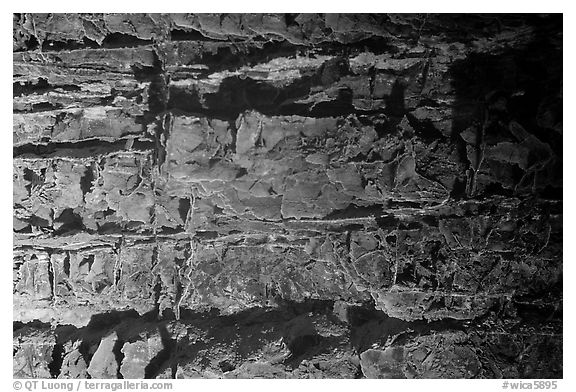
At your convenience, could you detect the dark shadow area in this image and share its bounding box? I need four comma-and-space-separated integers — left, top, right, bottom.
347, 302, 473, 353
166, 55, 360, 120
449, 14, 562, 200
13, 288, 563, 378
53, 208, 85, 235
101, 33, 153, 49
13, 138, 155, 159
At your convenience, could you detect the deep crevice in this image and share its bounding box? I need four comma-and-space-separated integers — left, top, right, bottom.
14, 138, 155, 158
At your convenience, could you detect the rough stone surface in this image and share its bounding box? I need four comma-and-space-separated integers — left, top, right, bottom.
86, 332, 119, 379
13, 13, 562, 379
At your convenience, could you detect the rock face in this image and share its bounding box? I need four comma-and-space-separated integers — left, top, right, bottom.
86, 332, 119, 379
13, 13, 562, 379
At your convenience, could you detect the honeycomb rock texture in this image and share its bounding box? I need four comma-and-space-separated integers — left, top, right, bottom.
13, 13, 562, 379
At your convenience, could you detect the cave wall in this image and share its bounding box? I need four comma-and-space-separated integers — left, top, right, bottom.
13, 13, 562, 379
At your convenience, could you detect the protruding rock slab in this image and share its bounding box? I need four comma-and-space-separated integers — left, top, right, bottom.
87, 332, 119, 379
120, 336, 164, 379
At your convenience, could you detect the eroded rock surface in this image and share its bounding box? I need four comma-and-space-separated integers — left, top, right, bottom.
13, 13, 562, 379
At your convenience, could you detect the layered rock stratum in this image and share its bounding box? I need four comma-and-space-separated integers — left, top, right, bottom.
13, 13, 562, 379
